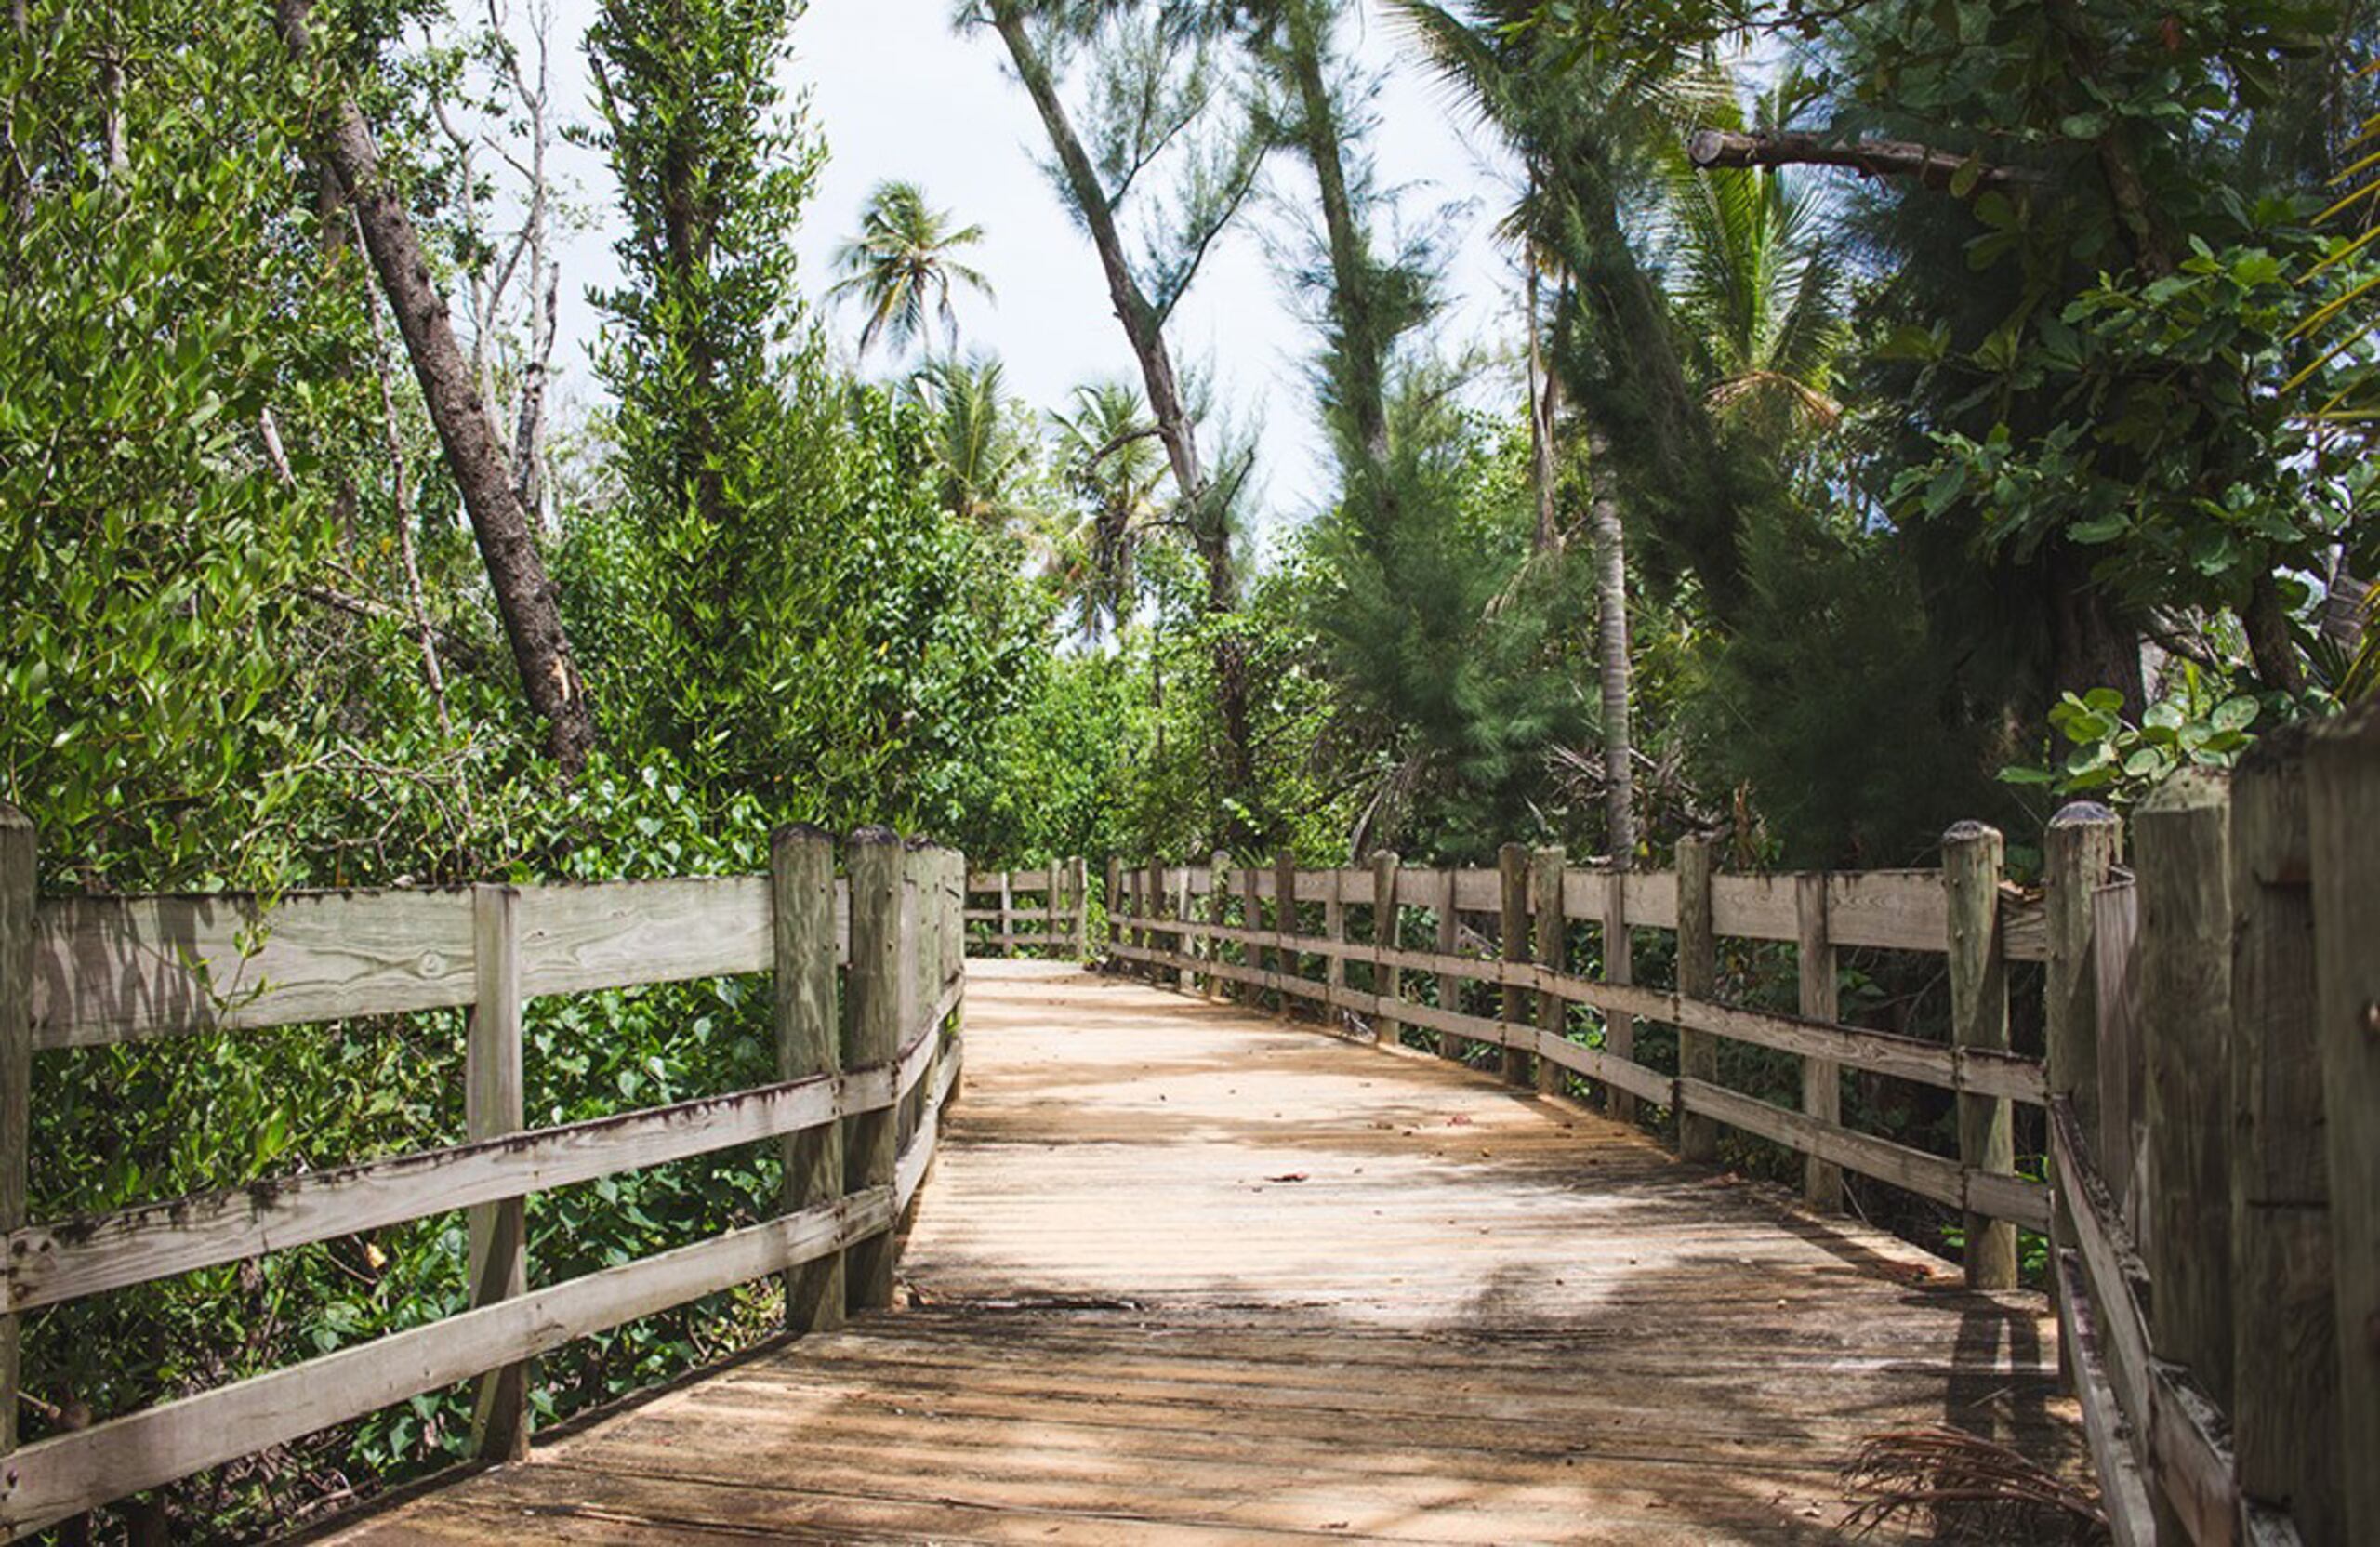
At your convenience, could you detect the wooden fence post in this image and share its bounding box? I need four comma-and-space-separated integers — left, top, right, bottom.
1072, 856, 1091, 960
1325, 865, 1347, 1011
2229, 743, 2340, 1540
1943, 822, 2016, 1291
1373, 851, 1401, 1050
1676, 836, 1719, 1162
844, 827, 905, 1314
2045, 804, 2122, 1170
2134, 772, 2234, 1418
773, 825, 843, 1334
998, 869, 1015, 959
1435, 867, 1461, 1061
1276, 850, 1299, 1011
2044, 802, 2119, 1390
1210, 851, 1233, 1000
0, 805, 34, 1463
1046, 859, 1063, 955
2307, 702, 2380, 1546
1796, 873, 1842, 1213
1498, 844, 1529, 1085
1604, 866, 1636, 1124
467, 883, 529, 1461
1104, 856, 1121, 966
1146, 859, 1166, 984
1532, 847, 1566, 1096
1172, 862, 1194, 991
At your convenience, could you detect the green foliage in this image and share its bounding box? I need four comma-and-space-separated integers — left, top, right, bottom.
0, 0, 384, 892
2001, 673, 2264, 804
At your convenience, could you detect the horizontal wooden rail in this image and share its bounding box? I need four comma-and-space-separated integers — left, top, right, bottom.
1108, 913, 2047, 1104
1120, 864, 2046, 960
29, 878, 858, 1051
961, 862, 1088, 959
0, 1188, 894, 1537
1108, 939, 2049, 1231
0, 815, 969, 1541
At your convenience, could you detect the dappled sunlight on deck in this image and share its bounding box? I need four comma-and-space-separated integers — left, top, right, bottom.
310, 959, 2080, 1545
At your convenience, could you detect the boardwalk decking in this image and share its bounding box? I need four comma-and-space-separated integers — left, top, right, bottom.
313, 960, 2080, 1545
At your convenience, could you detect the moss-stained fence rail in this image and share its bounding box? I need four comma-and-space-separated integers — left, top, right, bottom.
962, 862, 1089, 959
1095, 703, 2380, 1547
0, 813, 965, 1541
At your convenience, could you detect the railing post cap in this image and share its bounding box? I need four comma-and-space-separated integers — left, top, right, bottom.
2136, 765, 2231, 815
2046, 800, 2118, 830
848, 825, 903, 848
1942, 819, 2002, 845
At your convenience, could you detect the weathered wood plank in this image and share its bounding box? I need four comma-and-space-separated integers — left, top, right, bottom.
1432, 867, 1460, 1061
1497, 845, 1527, 1085
1675, 838, 1718, 1163
1106, 915, 2048, 1104
1796, 874, 1842, 1214
0, 806, 31, 1459
1372, 853, 1401, 1051
466, 886, 528, 1461
2228, 746, 2339, 1541
0, 1193, 893, 1538
775, 825, 844, 1337
1531, 847, 1564, 1097
844, 829, 905, 1315
2044, 805, 2121, 1220
2308, 700, 2380, 1547
2135, 771, 2235, 1421
1945, 823, 2016, 1290
2054, 1247, 2158, 1547
31, 888, 474, 1048
2, 1072, 867, 1316
1603, 867, 1637, 1124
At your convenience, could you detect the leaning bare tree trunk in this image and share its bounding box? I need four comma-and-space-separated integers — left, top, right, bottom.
989, 2, 1255, 837
1587, 425, 1633, 860
277, 0, 595, 774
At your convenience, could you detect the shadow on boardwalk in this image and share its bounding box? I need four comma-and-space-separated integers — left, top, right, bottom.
310, 960, 2082, 1545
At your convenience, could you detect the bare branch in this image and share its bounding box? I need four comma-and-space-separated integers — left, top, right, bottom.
1686, 127, 2046, 190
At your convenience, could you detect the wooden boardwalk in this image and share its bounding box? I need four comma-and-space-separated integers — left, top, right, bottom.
313, 960, 2080, 1545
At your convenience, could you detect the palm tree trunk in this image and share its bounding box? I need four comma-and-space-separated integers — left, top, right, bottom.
1588, 424, 1633, 860
989, 3, 1255, 838
1527, 255, 1561, 553
1278, 0, 1388, 469
276, 0, 595, 774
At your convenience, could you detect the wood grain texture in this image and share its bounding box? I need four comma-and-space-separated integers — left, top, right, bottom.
1603, 867, 1637, 1125
2135, 773, 2235, 1414
845, 830, 906, 1315
311, 962, 2082, 1547
1372, 852, 1401, 1050
2228, 749, 2339, 1542
2308, 701, 2380, 1547
4, 1193, 892, 1538
33, 876, 857, 1050
466, 886, 528, 1461
1496, 845, 1527, 1086
0, 806, 31, 1457
1795, 874, 1841, 1214
1530, 847, 1564, 1096
776, 825, 845, 1337
1944, 824, 2016, 1291
1675, 838, 1718, 1163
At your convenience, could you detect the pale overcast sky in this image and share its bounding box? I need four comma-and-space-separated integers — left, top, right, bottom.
535, 0, 1522, 538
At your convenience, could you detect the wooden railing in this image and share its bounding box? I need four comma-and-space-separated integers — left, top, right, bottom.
1105, 841, 2054, 1264
2038, 712, 2375, 1547
0, 812, 965, 1541
1103, 712, 2380, 1547
963, 861, 1088, 959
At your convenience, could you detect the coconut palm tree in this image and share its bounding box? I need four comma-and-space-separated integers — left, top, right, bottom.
906, 350, 1035, 531
831, 181, 997, 359
1048, 379, 1168, 639
1660, 77, 1849, 443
